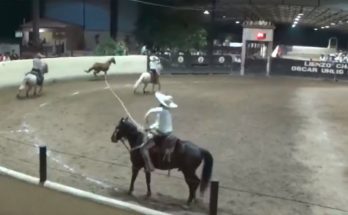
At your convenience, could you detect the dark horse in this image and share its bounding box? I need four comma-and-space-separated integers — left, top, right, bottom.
111, 117, 213, 205
85, 57, 116, 77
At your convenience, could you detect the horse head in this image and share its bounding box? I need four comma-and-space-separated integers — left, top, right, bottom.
109, 58, 116, 64
111, 117, 135, 143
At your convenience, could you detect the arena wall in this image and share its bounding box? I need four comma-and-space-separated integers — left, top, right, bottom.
0, 55, 146, 88
0, 166, 169, 215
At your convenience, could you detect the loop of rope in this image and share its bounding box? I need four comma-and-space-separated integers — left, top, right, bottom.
103, 74, 144, 131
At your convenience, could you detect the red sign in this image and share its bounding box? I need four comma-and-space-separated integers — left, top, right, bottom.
256, 32, 266, 40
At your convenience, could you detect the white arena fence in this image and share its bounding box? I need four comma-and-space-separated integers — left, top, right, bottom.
0, 55, 146, 88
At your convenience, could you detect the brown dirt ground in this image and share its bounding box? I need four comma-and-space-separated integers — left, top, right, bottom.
0, 74, 348, 215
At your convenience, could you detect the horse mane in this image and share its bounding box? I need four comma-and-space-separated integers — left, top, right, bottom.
122, 120, 139, 135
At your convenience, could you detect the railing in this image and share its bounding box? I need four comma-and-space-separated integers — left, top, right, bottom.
0, 137, 220, 215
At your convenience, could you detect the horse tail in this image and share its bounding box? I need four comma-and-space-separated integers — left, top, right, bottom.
133, 72, 145, 90
200, 148, 213, 194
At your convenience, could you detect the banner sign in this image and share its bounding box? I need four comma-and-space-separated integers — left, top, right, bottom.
291, 61, 348, 75
272, 59, 348, 78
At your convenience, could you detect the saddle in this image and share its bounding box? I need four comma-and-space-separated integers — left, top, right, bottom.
152, 134, 183, 163
29, 69, 44, 86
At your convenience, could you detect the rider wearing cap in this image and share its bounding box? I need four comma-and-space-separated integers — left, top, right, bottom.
141, 91, 178, 172
149, 53, 161, 84
29, 53, 45, 86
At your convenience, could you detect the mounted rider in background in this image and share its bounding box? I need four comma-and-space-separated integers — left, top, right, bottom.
27, 53, 46, 86
148, 53, 161, 84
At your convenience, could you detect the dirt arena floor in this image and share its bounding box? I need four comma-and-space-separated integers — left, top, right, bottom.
0, 74, 348, 215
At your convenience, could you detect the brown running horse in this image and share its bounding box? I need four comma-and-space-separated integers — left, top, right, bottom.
85, 57, 115, 76
111, 117, 214, 205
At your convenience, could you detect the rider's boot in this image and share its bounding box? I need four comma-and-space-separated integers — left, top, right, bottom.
141, 148, 155, 172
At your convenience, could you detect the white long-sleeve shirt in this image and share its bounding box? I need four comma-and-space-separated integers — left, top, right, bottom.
33, 58, 43, 70
145, 107, 173, 134
149, 56, 161, 70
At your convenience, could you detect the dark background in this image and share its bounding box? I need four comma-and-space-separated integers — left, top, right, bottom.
0, 0, 347, 49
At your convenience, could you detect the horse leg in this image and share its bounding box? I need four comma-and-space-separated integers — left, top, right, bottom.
158, 82, 161, 91
191, 173, 200, 202
16, 88, 23, 99
143, 83, 148, 94
152, 83, 155, 93
38, 85, 43, 95
33, 86, 37, 97
16, 91, 21, 99
145, 172, 152, 197
183, 171, 200, 205
26, 85, 32, 98
128, 166, 140, 195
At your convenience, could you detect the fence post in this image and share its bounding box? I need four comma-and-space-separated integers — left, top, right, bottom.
39, 146, 47, 183
209, 180, 219, 215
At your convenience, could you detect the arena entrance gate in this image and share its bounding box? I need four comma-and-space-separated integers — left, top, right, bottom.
240, 22, 275, 76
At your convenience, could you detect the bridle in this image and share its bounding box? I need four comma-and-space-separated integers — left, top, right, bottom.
120, 138, 131, 153
116, 129, 147, 154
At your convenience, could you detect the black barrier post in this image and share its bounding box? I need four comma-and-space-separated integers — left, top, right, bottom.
209, 180, 219, 215
39, 146, 47, 183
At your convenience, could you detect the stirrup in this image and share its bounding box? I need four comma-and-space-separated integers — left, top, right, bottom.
162, 152, 172, 163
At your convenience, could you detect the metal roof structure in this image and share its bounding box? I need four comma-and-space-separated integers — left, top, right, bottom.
212, 0, 348, 31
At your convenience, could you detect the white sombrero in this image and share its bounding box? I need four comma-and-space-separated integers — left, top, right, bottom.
155, 92, 178, 109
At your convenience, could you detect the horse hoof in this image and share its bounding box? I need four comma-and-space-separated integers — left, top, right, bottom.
144, 193, 151, 199
128, 191, 133, 196
194, 198, 203, 205
181, 204, 190, 210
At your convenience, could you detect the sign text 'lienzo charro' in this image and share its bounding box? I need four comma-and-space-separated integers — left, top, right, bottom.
291, 61, 348, 75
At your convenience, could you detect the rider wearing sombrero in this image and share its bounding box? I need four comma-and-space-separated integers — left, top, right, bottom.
141, 91, 178, 172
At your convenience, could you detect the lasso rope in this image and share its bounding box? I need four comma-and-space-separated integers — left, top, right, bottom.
104, 74, 144, 131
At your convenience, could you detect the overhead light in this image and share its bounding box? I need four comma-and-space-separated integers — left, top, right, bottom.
331, 22, 336, 26
292, 24, 296, 28
223, 16, 226, 19
314, 28, 318, 31
203, 10, 210, 15
298, 13, 304, 16
295, 17, 300, 21
321, 26, 325, 29
235, 21, 240, 24
293, 21, 298, 24
325, 26, 330, 28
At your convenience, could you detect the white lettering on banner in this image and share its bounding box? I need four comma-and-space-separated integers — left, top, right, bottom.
304, 61, 332, 68
321, 68, 344, 75
336, 64, 348, 69
288, 61, 347, 75
291, 66, 318, 73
